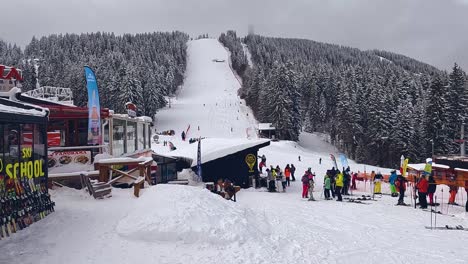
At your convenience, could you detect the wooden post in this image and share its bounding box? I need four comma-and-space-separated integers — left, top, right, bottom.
139, 165, 145, 188
146, 164, 152, 185
98, 164, 109, 183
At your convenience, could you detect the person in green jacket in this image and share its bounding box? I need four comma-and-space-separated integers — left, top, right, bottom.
324, 174, 331, 200
335, 171, 344, 201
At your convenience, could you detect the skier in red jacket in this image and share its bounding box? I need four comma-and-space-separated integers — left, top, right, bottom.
417, 175, 429, 209
395, 174, 408, 205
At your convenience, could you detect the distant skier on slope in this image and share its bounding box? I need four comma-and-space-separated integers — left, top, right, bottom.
181, 131, 186, 141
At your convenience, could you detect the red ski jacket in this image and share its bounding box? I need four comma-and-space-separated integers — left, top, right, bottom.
417, 178, 428, 193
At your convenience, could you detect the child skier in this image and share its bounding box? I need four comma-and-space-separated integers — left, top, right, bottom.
351, 172, 357, 190
324, 174, 331, 199
308, 173, 315, 201
301, 171, 310, 198
448, 184, 458, 205
373, 171, 383, 195
389, 170, 398, 197
284, 164, 291, 186
267, 168, 276, 192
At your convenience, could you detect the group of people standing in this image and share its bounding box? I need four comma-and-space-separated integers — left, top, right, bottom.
265, 164, 297, 193
321, 167, 357, 201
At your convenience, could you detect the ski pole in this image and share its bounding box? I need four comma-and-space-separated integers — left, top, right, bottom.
430, 198, 433, 230
440, 189, 444, 214
434, 195, 437, 229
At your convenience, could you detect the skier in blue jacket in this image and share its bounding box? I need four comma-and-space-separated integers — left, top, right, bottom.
389, 170, 398, 197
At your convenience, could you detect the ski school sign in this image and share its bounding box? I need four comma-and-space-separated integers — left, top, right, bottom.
0, 147, 45, 179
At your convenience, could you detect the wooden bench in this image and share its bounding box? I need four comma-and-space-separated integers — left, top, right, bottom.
80, 173, 112, 199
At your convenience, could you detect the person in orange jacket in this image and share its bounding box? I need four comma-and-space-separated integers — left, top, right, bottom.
417, 175, 429, 209
448, 184, 458, 205
284, 164, 291, 187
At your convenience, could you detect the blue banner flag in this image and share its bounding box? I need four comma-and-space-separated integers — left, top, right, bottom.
339, 153, 349, 170
84, 66, 101, 145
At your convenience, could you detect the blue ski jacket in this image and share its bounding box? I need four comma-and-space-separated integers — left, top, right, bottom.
389, 171, 397, 185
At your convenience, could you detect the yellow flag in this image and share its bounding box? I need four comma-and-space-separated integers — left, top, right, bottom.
402, 158, 409, 177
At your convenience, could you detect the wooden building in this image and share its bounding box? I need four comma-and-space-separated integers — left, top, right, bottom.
167, 138, 270, 188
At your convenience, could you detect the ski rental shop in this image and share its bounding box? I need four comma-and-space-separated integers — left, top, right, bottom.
0, 96, 55, 239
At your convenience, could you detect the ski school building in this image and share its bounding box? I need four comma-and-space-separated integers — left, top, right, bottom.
167, 138, 270, 188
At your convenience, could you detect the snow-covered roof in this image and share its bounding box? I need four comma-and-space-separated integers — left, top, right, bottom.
0, 97, 49, 117
455, 168, 468, 172
21, 93, 77, 107
166, 138, 270, 167
258, 123, 275, 130
97, 156, 154, 164
112, 113, 152, 123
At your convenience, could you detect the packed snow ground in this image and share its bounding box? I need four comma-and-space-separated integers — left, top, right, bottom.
2, 39, 467, 264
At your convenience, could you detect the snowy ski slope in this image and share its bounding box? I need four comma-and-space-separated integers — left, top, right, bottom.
2, 39, 467, 264
155, 39, 258, 140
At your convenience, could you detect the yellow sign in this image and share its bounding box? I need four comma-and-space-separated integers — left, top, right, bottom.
245, 154, 256, 172
2, 147, 45, 179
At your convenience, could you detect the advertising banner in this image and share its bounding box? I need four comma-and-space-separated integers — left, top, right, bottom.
339, 153, 348, 170
47, 150, 91, 169
84, 66, 101, 145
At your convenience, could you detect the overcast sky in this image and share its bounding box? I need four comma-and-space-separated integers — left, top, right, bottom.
2, 0, 468, 70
